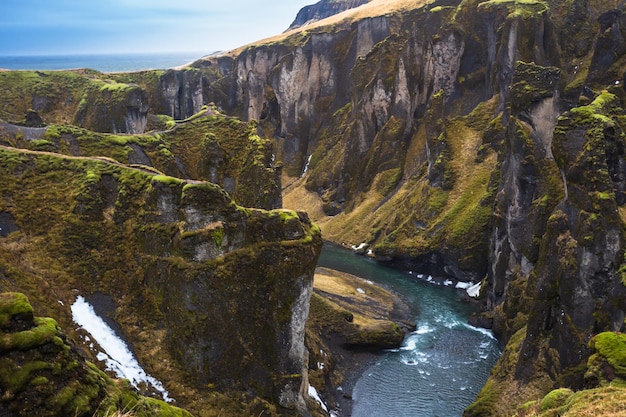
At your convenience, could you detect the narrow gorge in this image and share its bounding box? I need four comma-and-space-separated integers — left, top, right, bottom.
2, 0, 626, 416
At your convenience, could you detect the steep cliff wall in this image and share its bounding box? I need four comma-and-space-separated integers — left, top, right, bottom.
0, 70, 151, 134
173, 0, 626, 414
0, 146, 322, 416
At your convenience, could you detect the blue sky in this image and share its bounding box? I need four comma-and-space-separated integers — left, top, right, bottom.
0, 0, 314, 56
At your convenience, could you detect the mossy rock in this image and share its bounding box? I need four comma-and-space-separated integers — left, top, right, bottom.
0, 146, 321, 415
344, 320, 404, 349
539, 387, 574, 411
0, 292, 34, 330
510, 61, 562, 113
587, 332, 626, 385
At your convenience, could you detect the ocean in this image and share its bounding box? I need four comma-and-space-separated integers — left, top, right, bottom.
0, 52, 209, 73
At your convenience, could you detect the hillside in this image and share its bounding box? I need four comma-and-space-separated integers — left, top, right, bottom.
0, 143, 322, 416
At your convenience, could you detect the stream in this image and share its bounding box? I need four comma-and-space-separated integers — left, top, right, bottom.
317, 243, 501, 417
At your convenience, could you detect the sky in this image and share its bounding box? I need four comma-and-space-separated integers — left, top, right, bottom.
0, 0, 315, 56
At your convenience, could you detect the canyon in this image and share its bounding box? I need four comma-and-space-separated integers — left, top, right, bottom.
1, 0, 626, 415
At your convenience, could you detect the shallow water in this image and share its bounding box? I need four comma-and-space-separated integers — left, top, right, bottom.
317, 243, 500, 417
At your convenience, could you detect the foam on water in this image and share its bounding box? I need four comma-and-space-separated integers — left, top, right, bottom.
317, 243, 501, 417
463, 322, 497, 339
415, 324, 433, 334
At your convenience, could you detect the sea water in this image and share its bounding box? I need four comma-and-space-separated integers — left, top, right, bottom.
0, 52, 207, 73
317, 243, 500, 417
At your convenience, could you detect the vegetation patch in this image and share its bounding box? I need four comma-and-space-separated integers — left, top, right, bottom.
587, 332, 626, 385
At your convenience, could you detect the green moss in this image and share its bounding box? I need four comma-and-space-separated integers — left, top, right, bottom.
0, 317, 59, 350
151, 175, 183, 186
378, 168, 403, 196
465, 378, 502, 416
0, 359, 52, 392
278, 209, 299, 222
426, 187, 449, 213
551, 386, 626, 416
478, 0, 549, 16
0, 292, 34, 327
567, 92, 620, 125
182, 181, 225, 196
49, 383, 78, 410
179, 105, 210, 123
212, 228, 225, 248
539, 388, 574, 411
619, 252, 626, 287
0, 70, 93, 125
511, 61, 562, 112
587, 332, 626, 384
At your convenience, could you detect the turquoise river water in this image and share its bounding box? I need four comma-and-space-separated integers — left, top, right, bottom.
317, 243, 501, 417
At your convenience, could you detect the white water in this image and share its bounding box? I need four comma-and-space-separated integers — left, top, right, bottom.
318, 243, 500, 416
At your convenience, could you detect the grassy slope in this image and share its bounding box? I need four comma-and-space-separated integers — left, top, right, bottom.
285, 107, 498, 271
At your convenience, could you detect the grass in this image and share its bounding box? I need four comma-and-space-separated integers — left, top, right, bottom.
285, 111, 497, 270
520, 386, 626, 416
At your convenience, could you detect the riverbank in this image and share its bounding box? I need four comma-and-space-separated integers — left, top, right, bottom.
306, 267, 415, 416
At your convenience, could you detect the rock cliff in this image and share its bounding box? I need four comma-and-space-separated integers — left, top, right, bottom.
0, 104, 282, 210
0, 146, 322, 416
2, 0, 626, 414
288, 0, 373, 30
153, 0, 626, 414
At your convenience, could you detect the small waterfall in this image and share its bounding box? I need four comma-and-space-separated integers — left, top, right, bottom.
560, 169, 569, 201
301, 154, 312, 177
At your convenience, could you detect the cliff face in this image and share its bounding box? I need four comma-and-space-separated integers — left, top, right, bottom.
0, 71, 151, 134
2, 0, 626, 414
0, 146, 322, 416
156, 0, 626, 414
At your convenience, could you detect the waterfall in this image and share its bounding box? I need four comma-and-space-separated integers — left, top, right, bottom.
301, 154, 312, 177
560, 169, 569, 201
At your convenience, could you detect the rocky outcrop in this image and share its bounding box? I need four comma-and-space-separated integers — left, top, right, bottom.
0, 71, 150, 134
520, 91, 626, 380
0, 146, 322, 416
0, 108, 282, 210
73, 82, 149, 134
155, 69, 206, 120
288, 0, 373, 30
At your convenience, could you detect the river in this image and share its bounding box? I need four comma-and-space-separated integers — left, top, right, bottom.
317, 243, 501, 417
